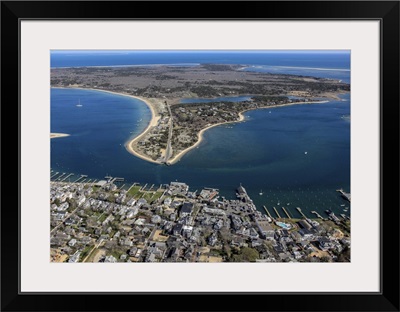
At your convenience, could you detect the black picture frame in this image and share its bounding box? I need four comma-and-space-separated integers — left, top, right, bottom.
2, 1, 399, 311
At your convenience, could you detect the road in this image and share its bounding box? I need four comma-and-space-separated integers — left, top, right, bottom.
50, 206, 79, 235
164, 101, 173, 163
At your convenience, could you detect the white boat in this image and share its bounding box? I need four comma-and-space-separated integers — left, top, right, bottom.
76, 99, 82, 107
259, 190, 263, 195
304, 151, 308, 155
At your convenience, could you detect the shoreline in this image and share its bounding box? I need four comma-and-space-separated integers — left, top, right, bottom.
51, 133, 70, 139
167, 99, 329, 164
52, 86, 335, 165
52, 86, 162, 164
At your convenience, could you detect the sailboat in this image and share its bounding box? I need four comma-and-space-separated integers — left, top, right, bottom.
259, 190, 263, 196
76, 99, 82, 107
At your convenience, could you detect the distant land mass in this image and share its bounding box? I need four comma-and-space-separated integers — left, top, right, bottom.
51, 64, 350, 165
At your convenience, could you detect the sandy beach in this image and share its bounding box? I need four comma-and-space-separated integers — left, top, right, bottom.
54, 87, 162, 164
168, 100, 329, 164
89, 89, 163, 164
53, 87, 330, 165
50, 133, 70, 139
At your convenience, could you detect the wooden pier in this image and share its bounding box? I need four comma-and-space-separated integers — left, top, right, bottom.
263, 205, 273, 219
73, 175, 87, 183
311, 211, 324, 220
273, 207, 281, 218
336, 189, 351, 202
282, 207, 292, 219
296, 207, 307, 219
55, 173, 66, 181
60, 173, 73, 182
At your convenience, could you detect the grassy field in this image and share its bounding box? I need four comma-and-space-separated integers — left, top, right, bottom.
127, 186, 164, 203
127, 186, 142, 197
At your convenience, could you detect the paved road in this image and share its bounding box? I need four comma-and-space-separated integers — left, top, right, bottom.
164, 101, 173, 163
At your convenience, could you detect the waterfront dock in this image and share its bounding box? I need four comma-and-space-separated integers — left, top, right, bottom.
50, 171, 59, 179
60, 173, 73, 182
273, 207, 281, 218
282, 207, 292, 219
311, 211, 325, 220
73, 175, 87, 183
263, 205, 273, 219
296, 207, 307, 219
55, 173, 66, 181
336, 189, 351, 202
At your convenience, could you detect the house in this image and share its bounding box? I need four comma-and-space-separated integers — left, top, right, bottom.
172, 224, 183, 236
298, 219, 312, 230
68, 251, 81, 263
151, 215, 162, 224
163, 197, 172, 206
318, 237, 334, 251
104, 255, 117, 263
180, 202, 194, 218
208, 232, 218, 246
182, 225, 193, 238
129, 247, 138, 256
255, 220, 275, 238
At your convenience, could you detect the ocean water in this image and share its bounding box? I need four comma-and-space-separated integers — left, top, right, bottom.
51, 50, 349, 68
51, 51, 351, 218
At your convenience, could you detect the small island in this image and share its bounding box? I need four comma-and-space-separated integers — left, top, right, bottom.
51, 64, 350, 164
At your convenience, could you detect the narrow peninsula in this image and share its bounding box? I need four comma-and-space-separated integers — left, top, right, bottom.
51, 64, 350, 164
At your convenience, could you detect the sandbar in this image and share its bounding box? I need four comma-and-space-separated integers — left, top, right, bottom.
51, 133, 70, 139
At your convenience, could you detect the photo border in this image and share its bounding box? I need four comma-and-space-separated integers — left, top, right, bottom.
2, 1, 399, 311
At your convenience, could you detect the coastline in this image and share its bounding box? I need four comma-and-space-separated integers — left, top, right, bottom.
51, 133, 70, 139
167, 100, 329, 164
52, 86, 334, 165
52, 86, 162, 164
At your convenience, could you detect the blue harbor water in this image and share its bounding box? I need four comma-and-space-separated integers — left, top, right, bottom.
51, 51, 351, 219
180, 95, 253, 104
